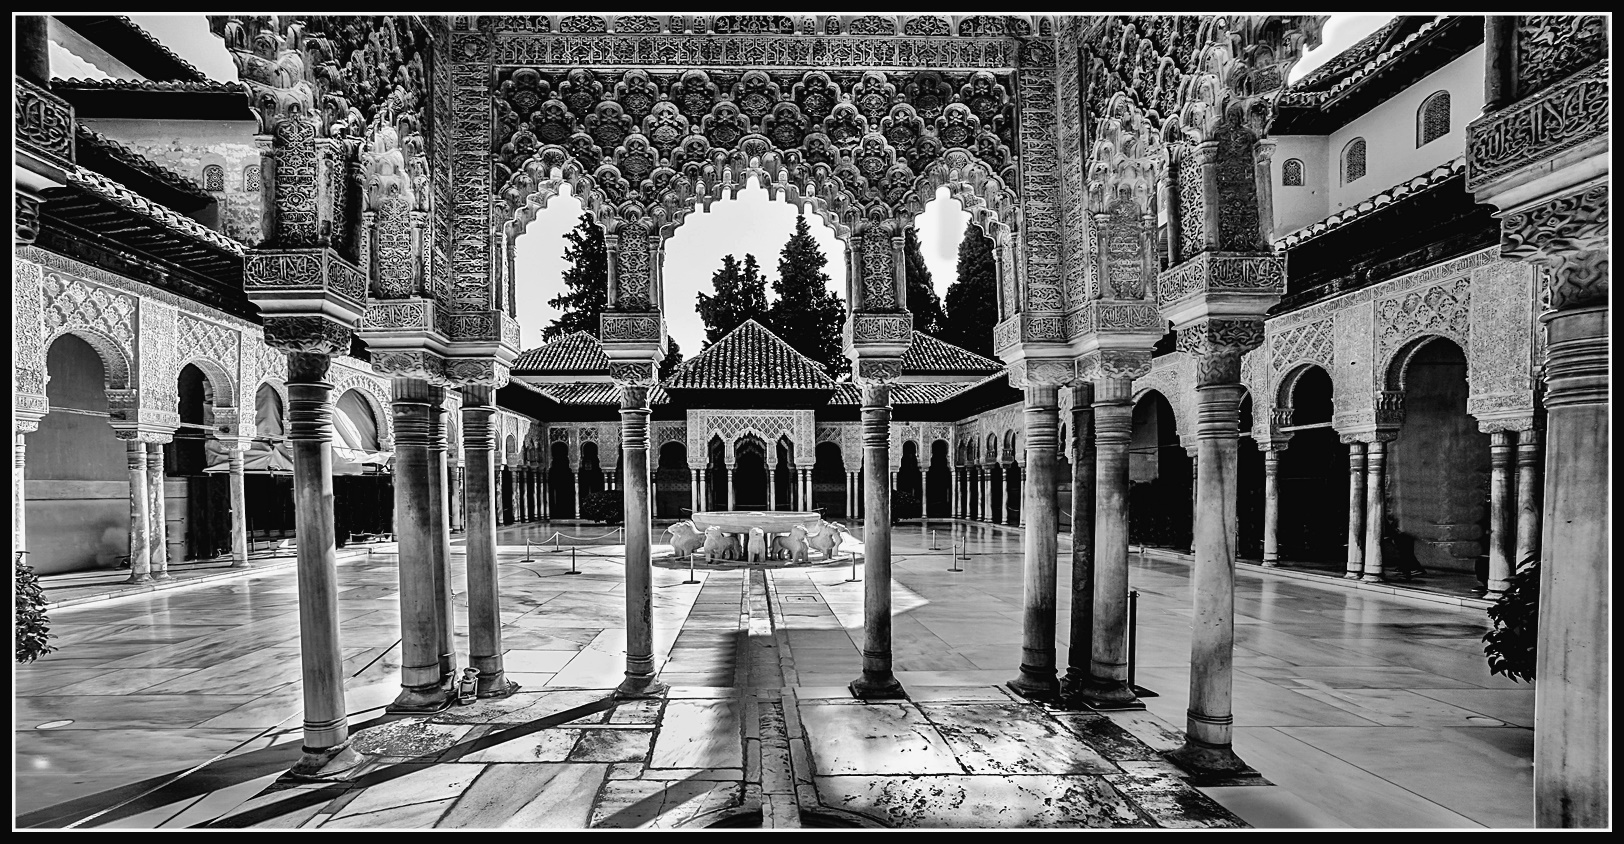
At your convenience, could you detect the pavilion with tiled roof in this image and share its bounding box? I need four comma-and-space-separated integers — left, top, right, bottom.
663, 319, 834, 392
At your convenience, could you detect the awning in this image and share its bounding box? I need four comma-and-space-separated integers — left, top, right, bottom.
332, 389, 390, 476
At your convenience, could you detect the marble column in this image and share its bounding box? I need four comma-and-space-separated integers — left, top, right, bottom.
285, 350, 359, 775
1534, 296, 1609, 827
1008, 383, 1061, 700
689, 469, 700, 514
804, 468, 814, 511
1170, 381, 1246, 772
844, 470, 854, 519
1084, 378, 1136, 704
1013, 463, 1025, 527
461, 389, 516, 698
147, 440, 172, 580
388, 378, 447, 713
228, 447, 250, 567
919, 469, 928, 517
122, 437, 152, 583
949, 467, 960, 518
768, 467, 777, 510
726, 465, 736, 511
1514, 428, 1542, 575
449, 465, 464, 532
1189, 452, 1200, 551
615, 386, 666, 699
1344, 441, 1367, 578
1361, 439, 1390, 583
14, 422, 36, 555
1486, 430, 1515, 594
698, 468, 708, 510
571, 469, 581, 519
427, 388, 455, 687
850, 381, 904, 699
1261, 446, 1283, 567
981, 467, 993, 522
1061, 383, 1096, 699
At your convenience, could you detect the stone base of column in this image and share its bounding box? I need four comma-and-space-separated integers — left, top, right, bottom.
613, 672, 669, 700
1078, 677, 1142, 709
287, 742, 363, 781
125, 572, 153, 585
387, 684, 451, 714
1006, 669, 1059, 702
1260, 558, 1279, 568
849, 672, 907, 700
153, 572, 175, 582
230, 559, 252, 569
1167, 737, 1254, 778
1359, 573, 1385, 583
478, 677, 521, 700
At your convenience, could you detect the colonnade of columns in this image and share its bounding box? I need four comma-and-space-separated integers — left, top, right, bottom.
683, 462, 822, 512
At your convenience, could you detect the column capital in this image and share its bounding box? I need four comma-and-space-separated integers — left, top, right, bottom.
1501, 183, 1608, 311
261, 315, 355, 356
1176, 318, 1265, 387
1077, 349, 1151, 383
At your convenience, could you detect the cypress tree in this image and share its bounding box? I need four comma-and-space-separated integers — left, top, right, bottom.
543, 214, 609, 342
696, 253, 770, 346
942, 220, 999, 358
765, 215, 848, 377
904, 227, 946, 338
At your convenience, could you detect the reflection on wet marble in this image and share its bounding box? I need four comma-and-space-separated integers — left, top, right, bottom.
798, 702, 962, 776
437, 763, 608, 828
815, 773, 1146, 828
920, 702, 1116, 775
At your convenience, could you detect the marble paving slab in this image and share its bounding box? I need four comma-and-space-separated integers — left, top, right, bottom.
649, 699, 742, 769
435, 763, 609, 828
919, 702, 1118, 775
798, 702, 962, 776
813, 773, 1148, 828
316, 763, 484, 828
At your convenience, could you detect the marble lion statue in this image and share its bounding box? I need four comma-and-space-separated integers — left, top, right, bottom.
745, 527, 768, 563
771, 524, 811, 564
702, 525, 741, 561
806, 521, 847, 560
665, 521, 705, 558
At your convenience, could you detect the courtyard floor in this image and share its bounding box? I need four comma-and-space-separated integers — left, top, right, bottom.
14, 521, 1534, 829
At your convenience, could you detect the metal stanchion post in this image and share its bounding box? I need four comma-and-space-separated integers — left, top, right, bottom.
520, 538, 535, 564
845, 551, 860, 583
683, 552, 700, 585
948, 534, 964, 572
930, 529, 937, 551
564, 546, 581, 575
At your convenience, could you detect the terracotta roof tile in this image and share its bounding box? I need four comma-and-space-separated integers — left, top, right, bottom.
535, 383, 670, 405
53, 77, 246, 95
512, 332, 612, 373
900, 332, 1004, 374
64, 166, 244, 257
827, 382, 970, 405
663, 320, 833, 390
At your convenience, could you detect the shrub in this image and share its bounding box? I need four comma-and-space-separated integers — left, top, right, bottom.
1483, 553, 1538, 683
580, 490, 624, 524
15, 552, 56, 664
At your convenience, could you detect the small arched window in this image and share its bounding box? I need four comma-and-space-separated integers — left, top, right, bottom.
1281, 158, 1304, 187
1342, 138, 1366, 184
1417, 90, 1450, 147
243, 164, 261, 192
202, 164, 225, 192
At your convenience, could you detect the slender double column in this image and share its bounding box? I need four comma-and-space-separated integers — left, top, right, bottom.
981, 467, 993, 522
804, 468, 815, 511
1486, 430, 1515, 594
1361, 439, 1391, 582
228, 447, 250, 567
571, 469, 581, 519
1008, 383, 1061, 700
850, 381, 904, 699
768, 467, 777, 510
1513, 428, 1542, 576
388, 378, 449, 713
615, 386, 666, 699
1170, 382, 1246, 772
1261, 445, 1283, 567
1084, 378, 1137, 704
285, 351, 359, 776
121, 437, 152, 583
1061, 383, 1096, 699
461, 389, 516, 698
1344, 441, 1367, 578
147, 441, 172, 580
725, 465, 737, 510
427, 387, 455, 687
918, 469, 928, 517
449, 464, 463, 532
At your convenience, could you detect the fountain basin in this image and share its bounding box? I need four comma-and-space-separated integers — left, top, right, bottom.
690, 511, 823, 535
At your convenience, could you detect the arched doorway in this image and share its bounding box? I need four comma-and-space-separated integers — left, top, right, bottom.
706, 436, 728, 510
1390, 338, 1490, 579
26, 334, 129, 574
176, 363, 229, 561
1129, 390, 1192, 550
898, 440, 922, 519
549, 441, 574, 519
655, 441, 688, 519
1236, 391, 1265, 561
734, 436, 769, 510
814, 441, 846, 517
1276, 366, 1346, 565
926, 440, 950, 518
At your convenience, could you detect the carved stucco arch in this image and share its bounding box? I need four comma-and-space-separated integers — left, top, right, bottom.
330, 371, 394, 448
42, 327, 135, 392
1382, 333, 1474, 394
1273, 361, 1333, 430
175, 357, 239, 410
1131, 385, 1192, 448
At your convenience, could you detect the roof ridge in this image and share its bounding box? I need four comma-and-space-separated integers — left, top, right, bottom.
666, 318, 834, 389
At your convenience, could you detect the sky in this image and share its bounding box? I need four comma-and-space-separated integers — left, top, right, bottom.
117, 13, 1394, 356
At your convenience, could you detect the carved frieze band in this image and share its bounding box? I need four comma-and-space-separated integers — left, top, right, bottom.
15, 78, 74, 165
601, 312, 663, 343
1157, 252, 1286, 307
1064, 300, 1164, 338
244, 249, 368, 308
480, 34, 1031, 69
1467, 60, 1609, 192
848, 312, 912, 345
